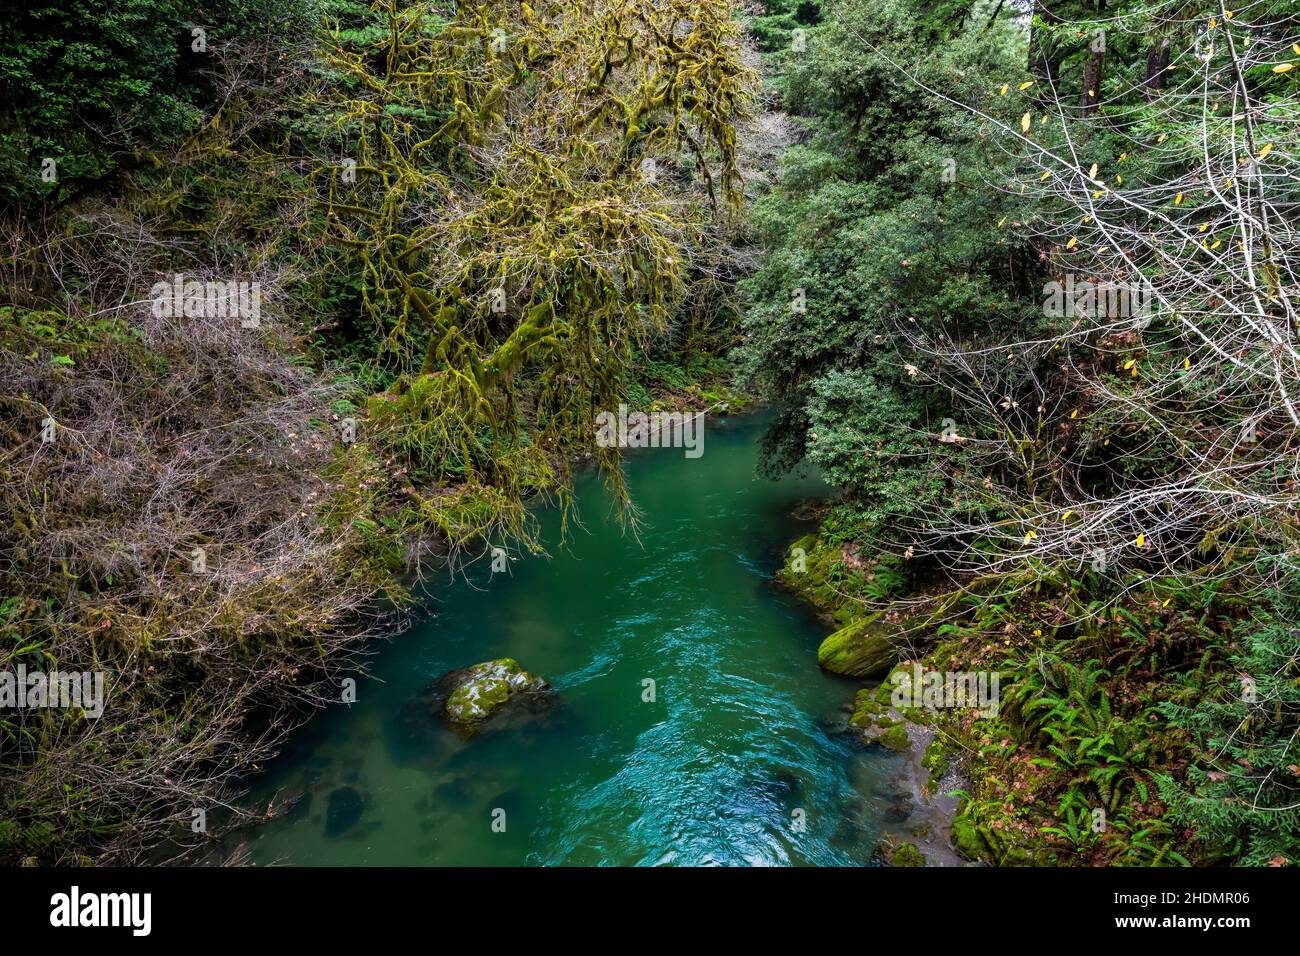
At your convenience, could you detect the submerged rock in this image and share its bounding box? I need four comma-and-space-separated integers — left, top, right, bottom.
436, 658, 552, 730
324, 786, 365, 837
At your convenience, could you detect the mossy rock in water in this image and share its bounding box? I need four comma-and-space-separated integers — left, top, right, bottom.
817, 615, 900, 677
438, 658, 551, 727
847, 690, 912, 752
874, 835, 926, 867
848, 687, 886, 729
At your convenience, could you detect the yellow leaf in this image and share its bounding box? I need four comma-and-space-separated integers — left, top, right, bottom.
1137, 533, 1146, 548
1275, 63, 1295, 73
1162, 597, 1171, 607
1294, 44, 1300, 56
1123, 359, 1135, 369
1070, 409, 1078, 419
997, 216, 1007, 227
1258, 143, 1273, 160
1183, 357, 1191, 369
1175, 192, 1183, 205
1066, 236, 1077, 249
1000, 83, 1009, 96
1211, 239, 1222, 249
1120, 151, 1127, 161
1099, 245, 1108, 254
1020, 112, 1031, 132
1041, 170, 1051, 181
1225, 11, 1233, 20
1024, 530, 1037, 544
1062, 510, 1073, 520
1018, 81, 1033, 91
1199, 223, 1209, 232
1158, 133, 1167, 143
1131, 365, 1138, 377
1088, 163, 1099, 179
1116, 174, 1123, 184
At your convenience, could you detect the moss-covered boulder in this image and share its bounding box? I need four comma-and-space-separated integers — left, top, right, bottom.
437, 659, 551, 728
949, 811, 989, 862
846, 688, 911, 752
873, 834, 928, 867
775, 534, 862, 629
817, 615, 902, 677
891, 841, 926, 867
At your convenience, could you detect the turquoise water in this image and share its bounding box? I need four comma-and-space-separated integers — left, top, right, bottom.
242, 411, 895, 865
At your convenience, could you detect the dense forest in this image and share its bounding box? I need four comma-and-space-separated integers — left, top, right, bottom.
752, 0, 1300, 866
1, 0, 1297, 869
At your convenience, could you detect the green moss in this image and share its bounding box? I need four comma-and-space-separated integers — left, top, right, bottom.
442, 658, 549, 724
891, 842, 925, 867
878, 722, 910, 752
922, 737, 949, 780
950, 811, 989, 862
816, 614, 897, 677
875, 669, 902, 705
775, 535, 862, 628
848, 687, 885, 729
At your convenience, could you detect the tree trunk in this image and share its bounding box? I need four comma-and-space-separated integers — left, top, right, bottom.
1143, 37, 1171, 101
1080, 42, 1104, 115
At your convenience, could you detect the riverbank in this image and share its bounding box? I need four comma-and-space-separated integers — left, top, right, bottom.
772, 524, 1269, 866
734, 0, 1300, 868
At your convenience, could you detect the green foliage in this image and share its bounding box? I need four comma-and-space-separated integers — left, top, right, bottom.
1155, 591, 1300, 866
738, 0, 1040, 543
930, 581, 1209, 866
0, 0, 321, 205
752, 0, 1299, 871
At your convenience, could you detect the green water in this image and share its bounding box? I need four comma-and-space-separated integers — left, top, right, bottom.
243, 412, 896, 866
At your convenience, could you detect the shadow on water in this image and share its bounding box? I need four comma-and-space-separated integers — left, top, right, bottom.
236, 410, 900, 866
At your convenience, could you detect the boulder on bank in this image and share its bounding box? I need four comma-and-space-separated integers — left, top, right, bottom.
817, 615, 904, 677
435, 658, 552, 730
